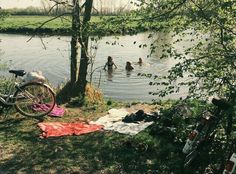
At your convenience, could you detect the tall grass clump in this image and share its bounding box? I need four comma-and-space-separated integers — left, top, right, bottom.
0, 76, 12, 94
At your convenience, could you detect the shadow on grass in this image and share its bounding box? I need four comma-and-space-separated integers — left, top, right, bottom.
0, 117, 184, 174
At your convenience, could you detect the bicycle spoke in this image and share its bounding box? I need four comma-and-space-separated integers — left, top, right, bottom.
14, 83, 55, 117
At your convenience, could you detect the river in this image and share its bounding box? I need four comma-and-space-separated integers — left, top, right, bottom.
0, 32, 190, 102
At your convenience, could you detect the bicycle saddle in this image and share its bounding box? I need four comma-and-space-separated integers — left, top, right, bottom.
9, 70, 26, 76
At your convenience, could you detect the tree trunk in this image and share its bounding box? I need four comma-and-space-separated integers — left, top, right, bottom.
56, 0, 81, 103
70, 0, 80, 84
56, 0, 93, 104
75, 0, 93, 101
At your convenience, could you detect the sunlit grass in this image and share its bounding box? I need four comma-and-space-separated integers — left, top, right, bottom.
0, 15, 140, 35
0, 15, 105, 30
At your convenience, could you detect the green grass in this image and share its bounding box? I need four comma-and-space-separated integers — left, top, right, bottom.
0, 116, 183, 174
0, 15, 104, 29
0, 99, 230, 174
0, 15, 70, 29
0, 15, 111, 35
0, 15, 143, 35
0, 101, 186, 174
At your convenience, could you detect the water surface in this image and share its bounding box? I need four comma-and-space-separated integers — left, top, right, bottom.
0, 33, 190, 102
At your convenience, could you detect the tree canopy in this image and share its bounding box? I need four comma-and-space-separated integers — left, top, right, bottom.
100, 0, 236, 101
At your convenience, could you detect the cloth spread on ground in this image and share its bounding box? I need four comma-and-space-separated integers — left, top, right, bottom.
90, 108, 157, 135
38, 122, 103, 138
49, 104, 65, 117
32, 104, 65, 117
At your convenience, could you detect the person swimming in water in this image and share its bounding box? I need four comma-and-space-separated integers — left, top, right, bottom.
125, 61, 134, 71
138, 58, 143, 65
104, 56, 117, 70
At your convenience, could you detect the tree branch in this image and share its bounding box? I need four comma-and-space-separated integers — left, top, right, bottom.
27, 12, 71, 42
190, 0, 236, 36
144, 0, 187, 21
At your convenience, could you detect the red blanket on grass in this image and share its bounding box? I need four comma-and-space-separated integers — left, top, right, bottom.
38, 122, 103, 138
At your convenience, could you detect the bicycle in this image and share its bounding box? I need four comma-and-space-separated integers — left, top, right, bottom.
182, 98, 232, 173
221, 138, 236, 174
0, 70, 56, 117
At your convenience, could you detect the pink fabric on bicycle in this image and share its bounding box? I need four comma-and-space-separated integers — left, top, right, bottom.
38, 122, 103, 138
32, 104, 65, 117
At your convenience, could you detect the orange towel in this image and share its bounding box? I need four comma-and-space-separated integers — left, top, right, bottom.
38, 122, 103, 138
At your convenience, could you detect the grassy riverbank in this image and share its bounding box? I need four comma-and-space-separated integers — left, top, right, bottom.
0, 98, 218, 174
1, 15, 71, 29
0, 15, 141, 35
0, 15, 88, 35
0, 101, 175, 174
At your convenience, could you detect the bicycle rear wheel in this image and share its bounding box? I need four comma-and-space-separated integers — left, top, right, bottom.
14, 82, 55, 117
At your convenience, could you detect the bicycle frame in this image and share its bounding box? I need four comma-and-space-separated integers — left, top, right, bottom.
182, 109, 221, 153
0, 69, 56, 117
182, 98, 232, 173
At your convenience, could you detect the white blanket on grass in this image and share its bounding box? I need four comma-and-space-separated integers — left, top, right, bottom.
90, 108, 154, 135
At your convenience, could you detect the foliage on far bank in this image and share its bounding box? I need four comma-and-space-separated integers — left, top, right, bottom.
1, 5, 131, 16
0, 14, 147, 36
0, 15, 72, 35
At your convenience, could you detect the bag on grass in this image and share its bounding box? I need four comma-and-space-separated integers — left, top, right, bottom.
23, 71, 46, 83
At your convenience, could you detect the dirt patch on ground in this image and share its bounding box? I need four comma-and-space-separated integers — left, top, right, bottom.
125, 103, 160, 114
59, 103, 160, 123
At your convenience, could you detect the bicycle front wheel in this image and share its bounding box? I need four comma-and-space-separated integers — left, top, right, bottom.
14, 82, 55, 117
